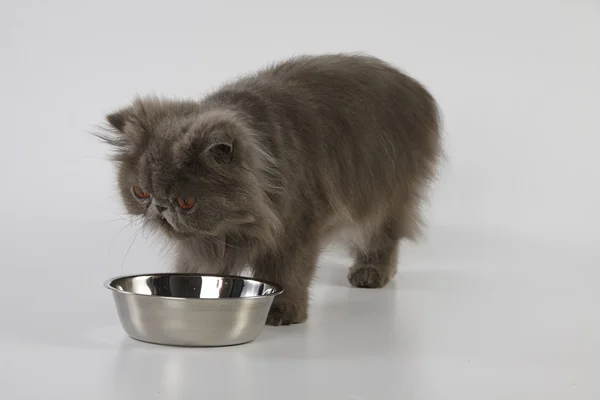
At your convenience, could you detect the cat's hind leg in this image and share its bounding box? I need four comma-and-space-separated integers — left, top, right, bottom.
347, 203, 420, 288
347, 223, 399, 288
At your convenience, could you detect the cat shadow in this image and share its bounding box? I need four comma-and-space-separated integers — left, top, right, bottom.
254, 299, 403, 360
252, 255, 494, 361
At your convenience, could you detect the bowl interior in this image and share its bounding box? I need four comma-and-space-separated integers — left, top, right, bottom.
108, 274, 282, 299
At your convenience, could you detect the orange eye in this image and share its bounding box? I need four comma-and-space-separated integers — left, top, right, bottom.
133, 185, 151, 200
177, 196, 195, 209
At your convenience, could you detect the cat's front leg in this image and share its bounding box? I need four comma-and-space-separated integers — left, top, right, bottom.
253, 243, 319, 326
173, 241, 224, 274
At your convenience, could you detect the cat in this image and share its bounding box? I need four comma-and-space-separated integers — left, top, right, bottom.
99, 53, 442, 326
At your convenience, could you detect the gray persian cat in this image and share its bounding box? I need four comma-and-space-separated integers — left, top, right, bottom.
100, 53, 442, 326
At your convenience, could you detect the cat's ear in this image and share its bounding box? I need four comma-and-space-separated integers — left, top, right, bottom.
102, 104, 147, 150
106, 107, 134, 134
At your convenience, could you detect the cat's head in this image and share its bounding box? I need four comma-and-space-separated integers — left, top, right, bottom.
100, 96, 281, 241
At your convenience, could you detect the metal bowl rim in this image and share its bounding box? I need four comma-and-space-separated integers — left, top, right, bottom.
103, 272, 284, 301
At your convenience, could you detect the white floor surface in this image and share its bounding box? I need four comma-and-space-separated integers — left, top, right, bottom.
1, 0, 599, 399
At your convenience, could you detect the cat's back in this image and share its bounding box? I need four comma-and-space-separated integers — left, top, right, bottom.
255, 53, 431, 103
218, 53, 437, 125
261, 53, 398, 84
221, 54, 440, 175
240, 54, 439, 133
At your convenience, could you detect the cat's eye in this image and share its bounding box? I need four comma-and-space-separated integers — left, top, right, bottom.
133, 185, 151, 200
210, 143, 233, 164
177, 196, 195, 209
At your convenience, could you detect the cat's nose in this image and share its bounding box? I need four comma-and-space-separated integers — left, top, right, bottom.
155, 205, 167, 214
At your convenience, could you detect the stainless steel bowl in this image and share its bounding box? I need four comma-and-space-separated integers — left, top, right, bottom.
105, 273, 283, 347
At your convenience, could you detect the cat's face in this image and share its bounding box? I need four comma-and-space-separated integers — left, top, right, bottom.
103, 98, 269, 240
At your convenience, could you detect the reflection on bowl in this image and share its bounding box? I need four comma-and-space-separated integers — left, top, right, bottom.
105, 273, 283, 347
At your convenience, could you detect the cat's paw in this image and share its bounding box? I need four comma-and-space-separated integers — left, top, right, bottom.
347, 265, 390, 288
266, 301, 307, 326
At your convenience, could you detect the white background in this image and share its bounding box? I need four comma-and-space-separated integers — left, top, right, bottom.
1, 0, 599, 398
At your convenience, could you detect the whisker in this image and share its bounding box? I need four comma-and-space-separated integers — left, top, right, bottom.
120, 219, 148, 274
87, 217, 131, 224
110, 216, 143, 249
